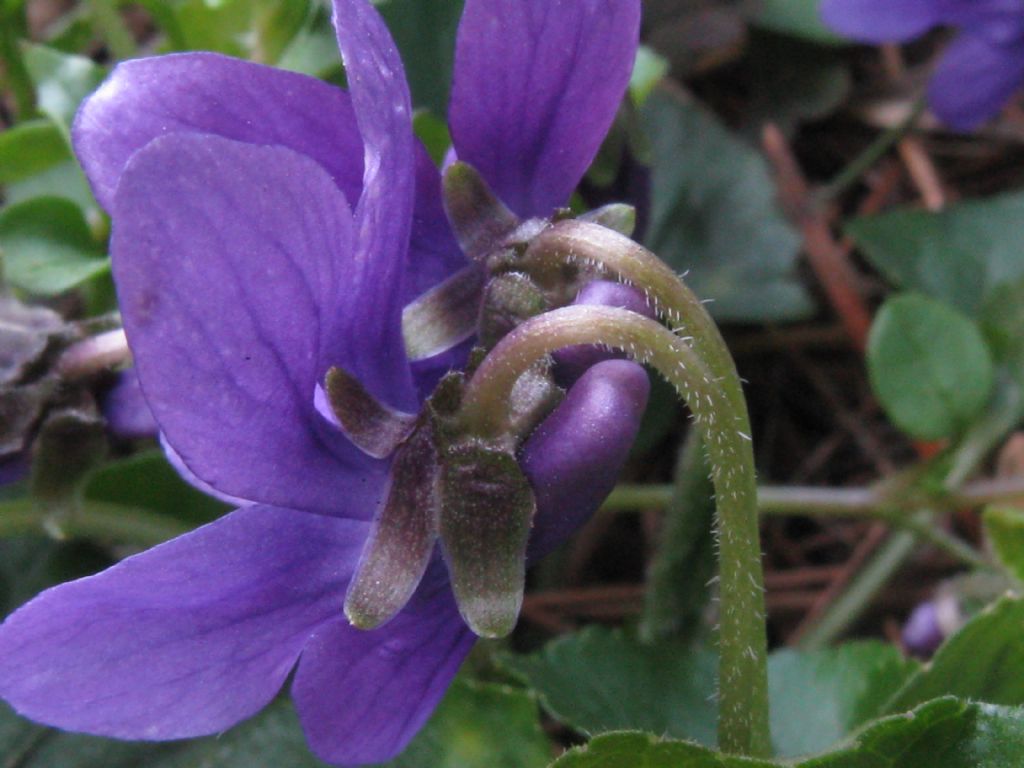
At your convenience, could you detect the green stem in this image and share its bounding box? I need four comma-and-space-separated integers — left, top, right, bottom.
0, 498, 190, 547
817, 96, 927, 202
604, 483, 989, 569
88, 0, 136, 60
0, 19, 37, 121
460, 305, 771, 757
524, 221, 745, 416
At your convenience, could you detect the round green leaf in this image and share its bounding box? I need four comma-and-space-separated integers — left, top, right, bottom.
867, 294, 994, 440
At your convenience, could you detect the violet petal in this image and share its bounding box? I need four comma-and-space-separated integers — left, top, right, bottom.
927, 30, 1024, 130
72, 53, 365, 212
820, 0, 941, 42
330, 0, 418, 412
292, 561, 475, 765
0, 505, 367, 739
112, 133, 386, 517
449, 0, 641, 218
522, 358, 649, 560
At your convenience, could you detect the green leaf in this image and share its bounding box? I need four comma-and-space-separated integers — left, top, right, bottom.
884, 597, 1024, 713
750, 0, 844, 45
980, 277, 1024, 384
378, 0, 463, 116
801, 698, 1024, 768
983, 506, 1024, 582
171, 0, 311, 63
551, 731, 772, 768
23, 43, 105, 126
768, 643, 919, 757
85, 450, 229, 527
643, 91, 814, 323
276, 4, 343, 79
500, 626, 719, 747
384, 680, 549, 768
0, 119, 71, 185
0, 196, 108, 294
867, 293, 994, 441
551, 700, 1024, 768
846, 190, 1024, 316
4, 158, 98, 215
502, 628, 917, 759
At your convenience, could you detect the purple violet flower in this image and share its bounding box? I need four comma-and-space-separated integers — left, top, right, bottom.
821, 0, 1024, 130
0, 0, 647, 764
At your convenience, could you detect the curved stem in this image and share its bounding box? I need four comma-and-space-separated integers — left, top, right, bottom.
525, 221, 745, 413
57, 328, 130, 378
460, 305, 771, 757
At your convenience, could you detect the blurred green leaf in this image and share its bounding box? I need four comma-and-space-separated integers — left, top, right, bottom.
643, 91, 814, 323
847, 191, 1024, 316
885, 597, 1024, 713
768, 643, 919, 758
983, 506, 1024, 582
276, 4, 342, 79
377, 0, 463, 116
0, 119, 70, 185
23, 43, 105, 126
384, 680, 549, 768
552, 699, 1024, 768
980, 277, 1024, 384
0, 196, 108, 294
751, 0, 843, 45
172, 0, 310, 63
867, 293, 994, 441
4, 158, 98, 216
413, 110, 452, 166
85, 450, 229, 527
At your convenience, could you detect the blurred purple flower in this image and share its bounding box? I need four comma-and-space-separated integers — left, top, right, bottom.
821, 0, 1024, 130
0, 0, 646, 764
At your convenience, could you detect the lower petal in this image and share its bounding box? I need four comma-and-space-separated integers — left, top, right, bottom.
928, 32, 1024, 130
292, 561, 475, 765
0, 505, 367, 739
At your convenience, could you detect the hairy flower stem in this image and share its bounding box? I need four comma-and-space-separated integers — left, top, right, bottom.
523, 221, 746, 417
460, 305, 771, 757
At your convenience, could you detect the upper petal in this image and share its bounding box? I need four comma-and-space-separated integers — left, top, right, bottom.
112, 133, 386, 516
522, 358, 649, 560
449, 0, 641, 218
820, 0, 944, 41
0, 505, 367, 739
72, 53, 365, 213
291, 560, 475, 765
330, 0, 419, 412
928, 30, 1024, 130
